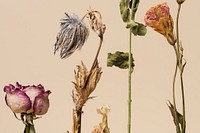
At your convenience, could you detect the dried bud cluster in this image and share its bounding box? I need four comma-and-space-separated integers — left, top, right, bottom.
72, 61, 102, 111
87, 9, 106, 38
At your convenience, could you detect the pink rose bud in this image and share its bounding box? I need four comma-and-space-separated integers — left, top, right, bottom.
3, 82, 51, 116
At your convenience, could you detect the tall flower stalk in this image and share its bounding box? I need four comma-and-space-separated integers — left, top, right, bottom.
144, 2, 186, 133
107, 1, 147, 133
54, 9, 106, 133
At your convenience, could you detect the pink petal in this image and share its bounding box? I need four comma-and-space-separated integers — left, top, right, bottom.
33, 90, 51, 115
23, 85, 45, 113
4, 86, 31, 114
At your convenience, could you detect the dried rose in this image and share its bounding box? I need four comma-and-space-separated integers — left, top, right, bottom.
144, 3, 176, 45
3, 82, 51, 116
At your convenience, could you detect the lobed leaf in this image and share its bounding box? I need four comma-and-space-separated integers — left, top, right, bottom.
107, 51, 134, 69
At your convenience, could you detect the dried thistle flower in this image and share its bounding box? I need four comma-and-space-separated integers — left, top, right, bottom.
92, 105, 110, 133
54, 13, 89, 59
144, 3, 176, 45
86, 9, 106, 38
72, 61, 102, 111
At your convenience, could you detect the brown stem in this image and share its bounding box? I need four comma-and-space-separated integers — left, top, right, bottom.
90, 36, 103, 71
73, 108, 83, 133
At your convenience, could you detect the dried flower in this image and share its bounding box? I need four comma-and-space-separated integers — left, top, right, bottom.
144, 3, 176, 45
96, 104, 110, 117
3, 82, 51, 116
72, 61, 102, 110
92, 105, 110, 133
87, 9, 106, 38
54, 13, 89, 59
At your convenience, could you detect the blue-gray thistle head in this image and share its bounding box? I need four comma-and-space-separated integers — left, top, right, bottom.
54, 13, 89, 59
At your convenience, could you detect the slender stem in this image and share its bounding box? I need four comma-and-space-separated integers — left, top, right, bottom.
73, 108, 82, 133
180, 72, 186, 133
176, 4, 181, 45
173, 46, 181, 133
127, 30, 132, 133
90, 37, 103, 71
24, 115, 36, 133
176, 4, 186, 133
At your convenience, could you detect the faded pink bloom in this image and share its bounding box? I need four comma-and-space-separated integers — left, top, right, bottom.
144, 3, 176, 45
4, 82, 51, 116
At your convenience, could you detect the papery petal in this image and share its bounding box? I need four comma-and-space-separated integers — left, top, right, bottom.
97, 104, 110, 117
33, 90, 51, 115
23, 85, 44, 113
4, 86, 31, 113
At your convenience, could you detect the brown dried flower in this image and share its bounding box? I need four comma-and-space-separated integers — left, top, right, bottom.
72, 61, 102, 111
87, 9, 106, 38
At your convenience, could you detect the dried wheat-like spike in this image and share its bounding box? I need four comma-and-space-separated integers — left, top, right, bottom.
87, 9, 106, 38
72, 61, 102, 111
72, 61, 102, 133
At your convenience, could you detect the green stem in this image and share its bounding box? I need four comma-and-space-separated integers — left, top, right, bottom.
180, 72, 186, 133
24, 115, 36, 133
24, 123, 36, 133
173, 46, 181, 133
128, 30, 132, 133
176, 4, 186, 133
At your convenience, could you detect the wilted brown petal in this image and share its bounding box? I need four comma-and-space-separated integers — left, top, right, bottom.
87, 9, 106, 38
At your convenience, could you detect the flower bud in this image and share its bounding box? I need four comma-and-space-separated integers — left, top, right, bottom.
3, 82, 51, 116
177, 0, 186, 4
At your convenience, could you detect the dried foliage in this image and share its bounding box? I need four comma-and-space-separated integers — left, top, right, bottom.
72, 61, 102, 111
72, 61, 102, 133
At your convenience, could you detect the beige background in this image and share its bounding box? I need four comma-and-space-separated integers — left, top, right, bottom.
0, 0, 199, 133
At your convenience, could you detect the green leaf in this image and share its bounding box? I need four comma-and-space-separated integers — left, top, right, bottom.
130, 0, 140, 21
120, 0, 130, 22
126, 21, 138, 29
107, 51, 134, 69
126, 21, 147, 36
130, 22, 147, 36
167, 101, 185, 129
